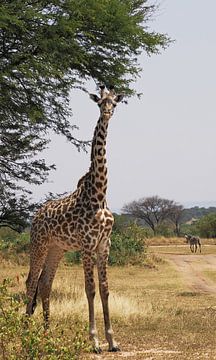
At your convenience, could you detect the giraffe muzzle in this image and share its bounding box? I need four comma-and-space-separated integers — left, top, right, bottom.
103, 110, 113, 117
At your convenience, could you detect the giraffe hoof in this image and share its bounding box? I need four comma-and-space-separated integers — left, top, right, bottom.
109, 346, 121, 352
93, 346, 102, 354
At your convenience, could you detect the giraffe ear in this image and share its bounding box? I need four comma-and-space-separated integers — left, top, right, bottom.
114, 94, 124, 103
89, 94, 100, 103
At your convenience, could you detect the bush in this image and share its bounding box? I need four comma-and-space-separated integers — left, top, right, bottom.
196, 213, 216, 238
0, 227, 18, 243
0, 279, 90, 359
109, 223, 147, 266
155, 223, 174, 237
64, 251, 81, 265
0, 231, 30, 252
0, 232, 30, 265
180, 223, 200, 237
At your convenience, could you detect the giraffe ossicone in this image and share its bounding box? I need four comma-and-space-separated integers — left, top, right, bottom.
26, 85, 124, 352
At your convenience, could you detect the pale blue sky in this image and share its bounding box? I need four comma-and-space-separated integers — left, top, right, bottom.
32, 0, 216, 211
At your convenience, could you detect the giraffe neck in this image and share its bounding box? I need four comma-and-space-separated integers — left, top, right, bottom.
89, 115, 109, 204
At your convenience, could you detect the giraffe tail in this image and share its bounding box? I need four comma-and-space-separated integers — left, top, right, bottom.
29, 272, 42, 315
31, 283, 39, 314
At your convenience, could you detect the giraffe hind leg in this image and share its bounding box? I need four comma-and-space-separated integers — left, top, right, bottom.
38, 246, 64, 327
26, 240, 49, 316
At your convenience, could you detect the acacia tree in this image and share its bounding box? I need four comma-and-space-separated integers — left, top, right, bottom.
122, 196, 183, 235
0, 190, 38, 232
0, 0, 171, 230
168, 204, 184, 236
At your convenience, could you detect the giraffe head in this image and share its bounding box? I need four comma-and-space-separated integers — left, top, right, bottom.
90, 85, 124, 120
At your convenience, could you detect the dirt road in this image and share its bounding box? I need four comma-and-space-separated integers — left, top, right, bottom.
165, 253, 216, 294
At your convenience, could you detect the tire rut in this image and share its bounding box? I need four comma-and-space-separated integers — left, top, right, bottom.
165, 254, 216, 295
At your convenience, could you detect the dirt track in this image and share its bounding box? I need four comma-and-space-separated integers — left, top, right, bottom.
165, 253, 216, 294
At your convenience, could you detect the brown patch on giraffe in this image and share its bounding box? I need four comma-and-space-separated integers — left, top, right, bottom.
65, 213, 72, 221
92, 217, 99, 225
97, 193, 104, 202
69, 224, 75, 232
91, 186, 97, 195
78, 218, 85, 225
85, 234, 91, 242
96, 181, 103, 189
58, 215, 65, 224
97, 158, 103, 164
62, 222, 70, 236
84, 225, 89, 232
56, 208, 62, 215
90, 230, 99, 237
62, 204, 68, 212
91, 197, 98, 204
106, 219, 113, 226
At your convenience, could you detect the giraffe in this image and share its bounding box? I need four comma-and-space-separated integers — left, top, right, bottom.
25, 85, 124, 353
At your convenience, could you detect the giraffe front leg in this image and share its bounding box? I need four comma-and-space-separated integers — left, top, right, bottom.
82, 252, 101, 353
97, 242, 120, 352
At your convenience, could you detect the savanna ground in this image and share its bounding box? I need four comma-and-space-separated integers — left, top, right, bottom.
1, 239, 216, 359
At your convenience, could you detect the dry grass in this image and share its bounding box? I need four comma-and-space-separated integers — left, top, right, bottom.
1, 255, 216, 359
147, 236, 216, 246
203, 270, 216, 283
149, 244, 216, 256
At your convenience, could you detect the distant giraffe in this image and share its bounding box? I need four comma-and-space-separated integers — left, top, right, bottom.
26, 85, 124, 353
185, 235, 201, 253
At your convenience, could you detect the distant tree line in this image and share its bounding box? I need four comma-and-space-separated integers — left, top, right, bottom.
121, 196, 216, 238
1, 189, 216, 238
181, 206, 216, 223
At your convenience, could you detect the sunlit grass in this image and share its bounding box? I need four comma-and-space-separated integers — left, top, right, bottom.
1, 254, 216, 359
147, 236, 216, 246
203, 270, 216, 283
149, 244, 216, 255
